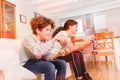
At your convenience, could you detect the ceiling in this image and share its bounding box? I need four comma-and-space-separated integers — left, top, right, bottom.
28, 0, 120, 18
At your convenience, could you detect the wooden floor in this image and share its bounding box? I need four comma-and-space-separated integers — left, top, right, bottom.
66, 62, 120, 80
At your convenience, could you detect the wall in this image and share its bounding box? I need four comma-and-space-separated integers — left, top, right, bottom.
55, 7, 120, 36
5, 0, 120, 38
6, 0, 53, 39
93, 7, 120, 36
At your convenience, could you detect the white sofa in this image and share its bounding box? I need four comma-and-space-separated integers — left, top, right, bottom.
0, 38, 71, 80
0, 38, 36, 80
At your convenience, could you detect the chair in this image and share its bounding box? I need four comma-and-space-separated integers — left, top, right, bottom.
92, 31, 116, 69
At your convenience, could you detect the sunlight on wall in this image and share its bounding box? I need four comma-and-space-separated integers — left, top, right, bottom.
93, 15, 107, 31
76, 19, 84, 36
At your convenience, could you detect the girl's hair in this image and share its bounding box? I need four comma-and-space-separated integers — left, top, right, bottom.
52, 19, 77, 37
52, 27, 65, 37
64, 19, 77, 30
30, 16, 55, 34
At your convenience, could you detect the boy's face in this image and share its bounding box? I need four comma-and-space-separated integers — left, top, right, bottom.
38, 24, 51, 41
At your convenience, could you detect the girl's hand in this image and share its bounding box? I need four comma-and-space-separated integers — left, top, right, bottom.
51, 49, 70, 59
59, 49, 71, 56
78, 40, 92, 49
55, 36, 70, 46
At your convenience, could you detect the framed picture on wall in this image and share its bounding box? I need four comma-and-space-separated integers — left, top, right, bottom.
34, 12, 41, 17
20, 14, 27, 24
83, 13, 95, 35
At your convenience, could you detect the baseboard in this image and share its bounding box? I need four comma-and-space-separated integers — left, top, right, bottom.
85, 61, 113, 64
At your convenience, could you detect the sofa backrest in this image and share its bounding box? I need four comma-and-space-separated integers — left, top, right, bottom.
0, 38, 22, 53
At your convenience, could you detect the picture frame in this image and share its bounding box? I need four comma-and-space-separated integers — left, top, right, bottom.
83, 14, 95, 35
20, 14, 27, 24
34, 12, 41, 17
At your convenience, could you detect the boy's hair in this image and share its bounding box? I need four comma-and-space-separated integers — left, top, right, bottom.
30, 16, 55, 34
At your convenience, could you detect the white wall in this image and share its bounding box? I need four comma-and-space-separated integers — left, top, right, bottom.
93, 15, 107, 31
5, 0, 120, 38
6, 0, 53, 39
56, 7, 120, 36
6, 0, 32, 39
92, 7, 120, 36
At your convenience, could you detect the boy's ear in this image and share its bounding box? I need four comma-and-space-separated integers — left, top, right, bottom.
36, 28, 41, 34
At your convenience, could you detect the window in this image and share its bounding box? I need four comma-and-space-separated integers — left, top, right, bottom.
93, 15, 107, 31
76, 19, 84, 36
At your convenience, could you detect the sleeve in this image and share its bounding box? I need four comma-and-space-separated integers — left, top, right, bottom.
49, 41, 62, 55
22, 37, 53, 59
48, 31, 64, 55
44, 41, 62, 61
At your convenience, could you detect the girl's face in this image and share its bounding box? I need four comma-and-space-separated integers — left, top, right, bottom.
70, 24, 78, 35
37, 24, 51, 41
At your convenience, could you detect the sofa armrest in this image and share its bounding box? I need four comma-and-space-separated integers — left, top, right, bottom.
0, 49, 36, 80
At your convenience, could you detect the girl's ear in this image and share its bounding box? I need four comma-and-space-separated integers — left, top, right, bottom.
69, 25, 72, 29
